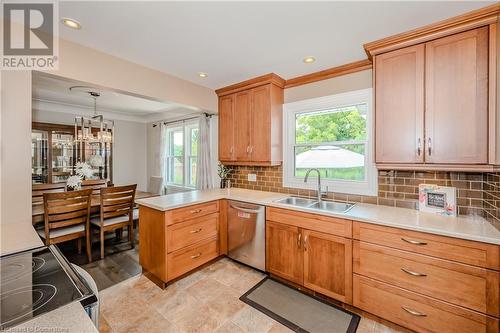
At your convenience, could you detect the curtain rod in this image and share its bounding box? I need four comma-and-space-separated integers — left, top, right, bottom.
152, 112, 214, 127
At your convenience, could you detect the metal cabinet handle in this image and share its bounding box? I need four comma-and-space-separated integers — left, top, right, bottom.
427, 138, 432, 156
401, 267, 427, 277
230, 205, 261, 214
230, 147, 234, 154
401, 237, 427, 246
401, 306, 427, 317
417, 138, 422, 156
190, 209, 202, 214
190, 253, 202, 259
303, 235, 308, 251
250, 146, 253, 153
297, 233, 302, 248
246, 146, 250, 153
190, 228, 202, 234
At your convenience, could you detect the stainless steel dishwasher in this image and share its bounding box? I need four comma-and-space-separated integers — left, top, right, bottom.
227, 200, 266, 271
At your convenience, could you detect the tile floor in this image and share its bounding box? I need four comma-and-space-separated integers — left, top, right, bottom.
99, 258, 405, 333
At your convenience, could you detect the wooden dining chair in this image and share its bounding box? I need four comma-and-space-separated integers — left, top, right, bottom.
81, 179, 108, 195
37, 189, 93, 262
32, 183, 66, 204
91, 184, 137, 259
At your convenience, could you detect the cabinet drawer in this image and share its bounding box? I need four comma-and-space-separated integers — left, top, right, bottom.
353, 241, 500, 316
169, 201, 219, 225
266, 207, 352, 237
167, 237, 219, 280
353, 275, 499, 333
353, 222, 500, 270
167, 213, 219, 253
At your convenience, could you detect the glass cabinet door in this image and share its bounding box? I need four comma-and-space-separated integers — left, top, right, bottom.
51, 131, 75, 183
84, 141, 111, 182
32, 130, 48, 184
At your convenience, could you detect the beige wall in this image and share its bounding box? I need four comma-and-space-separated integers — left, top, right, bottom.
44, 39, 218, 112
32, 109, 148, 190
284, 69, 373, 103
1, 71, 32, 225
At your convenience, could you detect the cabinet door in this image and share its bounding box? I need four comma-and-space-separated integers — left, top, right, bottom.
266, 221, 303, 284
234, 91, 252, 161
250, 85, 271, 162
425, 27, 488, 164
303, 230, 352, 304
375, 44, 425, 164
218, 95, 235, 161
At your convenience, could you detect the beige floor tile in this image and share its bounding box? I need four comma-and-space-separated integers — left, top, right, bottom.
171, 303, 226, 333
98, 314, 113, 333
186, 277, 228, 302
211, 265, 248, 287
206, 288, 246, 319
268, 322, 294, 333
118, 308, 181, 333
174, 269, 207, 289
229, 271, 265, 294
215, 321, 247, 333
231, 306, 276, 333
154, 290, 200, 322
100, 293, 152, 331
356, 317, 376, 333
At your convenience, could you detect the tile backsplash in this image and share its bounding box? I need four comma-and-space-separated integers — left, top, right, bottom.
226, 165, 499, 221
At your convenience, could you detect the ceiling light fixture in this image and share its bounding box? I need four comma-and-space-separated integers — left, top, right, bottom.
61, 18, 82, 30
198, 72, 208, 78
303, 56, 316, 64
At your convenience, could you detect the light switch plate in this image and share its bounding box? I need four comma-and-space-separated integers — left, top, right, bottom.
248, 173, 257, 182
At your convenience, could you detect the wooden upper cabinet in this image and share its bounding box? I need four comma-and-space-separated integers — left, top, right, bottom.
303, 230, 353, 304
374, 25, 494, 170
425, 27, 489, 164
234, 91, 252, 161
266, 221, 303, 284
375, 44, 425, 164
218, 95, 235, 161
216, 74, 284, 166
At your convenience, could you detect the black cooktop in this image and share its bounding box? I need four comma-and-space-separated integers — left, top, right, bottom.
0, 245, 97, 329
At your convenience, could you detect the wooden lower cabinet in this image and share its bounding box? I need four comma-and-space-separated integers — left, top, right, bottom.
353, 275, 499, 333
266, 221, 303, 284
303, 230, 352, 303
265, 220, 353, 304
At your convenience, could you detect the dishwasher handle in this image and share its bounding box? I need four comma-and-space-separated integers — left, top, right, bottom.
230, 204, 262, 214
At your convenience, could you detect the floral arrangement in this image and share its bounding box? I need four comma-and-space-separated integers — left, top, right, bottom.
217, 162, 232, 179
75, 162, 94, 180
66, 175, 82, 191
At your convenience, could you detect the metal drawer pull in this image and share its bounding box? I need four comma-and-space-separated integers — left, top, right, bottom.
297, 233, 302, 248
417, 138, 422, 156
427, 138, 432, 156
304, 235, 308, 251
190, 228, 202, 234
190, 209, 202, 214
401, 306, 427, 317
401, 268, 427, 277
190, 253, 202, 259
401, 237, 427, 246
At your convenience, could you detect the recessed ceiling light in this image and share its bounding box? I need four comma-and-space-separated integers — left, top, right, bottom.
61, 18, 82, 30
198, 72, 208, 78
303, 56, 316, 64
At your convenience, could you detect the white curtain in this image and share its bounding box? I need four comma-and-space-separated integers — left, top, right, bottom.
158, 122, 168, 194
196, 115, 214, 190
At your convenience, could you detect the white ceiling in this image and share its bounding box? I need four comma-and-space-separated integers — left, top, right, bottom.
32, 72, 200, 122
58, 1, 494, 89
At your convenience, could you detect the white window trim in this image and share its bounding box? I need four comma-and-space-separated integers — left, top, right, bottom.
283, 88, 377, 196
165, 119, 199, 189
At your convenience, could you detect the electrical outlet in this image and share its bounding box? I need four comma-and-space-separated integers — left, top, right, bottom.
248, 173, 257, 182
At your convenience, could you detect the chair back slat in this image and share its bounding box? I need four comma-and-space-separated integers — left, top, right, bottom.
98, 185, 137, 224
33, 183, 66, 203
43, 189, 93, 239
82, 179, 107, 195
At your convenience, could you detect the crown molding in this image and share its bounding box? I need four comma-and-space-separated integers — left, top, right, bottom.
284, 59, 372, 89
215, 73, 286, 96
364, 3, 500, 59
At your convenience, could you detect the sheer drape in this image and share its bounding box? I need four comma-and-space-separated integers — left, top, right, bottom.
196, 115, 214, 190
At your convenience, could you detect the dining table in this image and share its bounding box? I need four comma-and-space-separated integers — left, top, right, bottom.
32, 190, 158, 224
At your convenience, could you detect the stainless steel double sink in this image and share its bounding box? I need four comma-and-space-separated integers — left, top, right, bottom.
274, 196, 354, 213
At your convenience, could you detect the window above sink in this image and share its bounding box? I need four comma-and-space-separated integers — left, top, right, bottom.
283, 88, 377, 196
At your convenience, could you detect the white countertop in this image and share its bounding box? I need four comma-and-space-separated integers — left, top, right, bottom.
0, 221, 43, 256
10, 301, 98, 333
137, 188, 500, 245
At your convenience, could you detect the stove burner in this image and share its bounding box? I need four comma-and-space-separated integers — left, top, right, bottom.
0, 257, 45, 286
0, 284, 57, 328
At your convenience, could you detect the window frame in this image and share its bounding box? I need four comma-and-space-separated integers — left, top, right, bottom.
165, 120, 199, 189
283, 88, 377, 196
